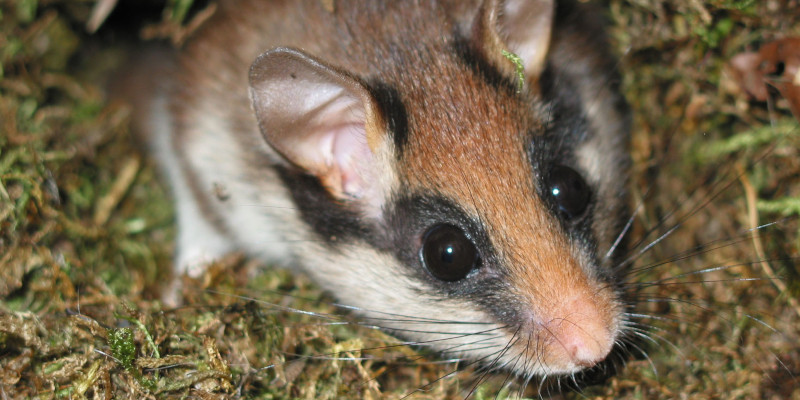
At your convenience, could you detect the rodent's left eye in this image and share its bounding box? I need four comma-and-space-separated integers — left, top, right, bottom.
420, 224, 479, 282
548, 165, 591, 220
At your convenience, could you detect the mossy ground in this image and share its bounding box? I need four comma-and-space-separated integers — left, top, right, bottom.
1, 1, 799, 399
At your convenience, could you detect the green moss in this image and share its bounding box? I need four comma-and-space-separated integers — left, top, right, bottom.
40, 16, 79, 71
15, 0, 36, 24
109, 327, 136, 371
698, 120, 799, 160
758, 197, 800, 217
721, 0, 757, 12
168, 0, 196, 23
694, 17, 734, 48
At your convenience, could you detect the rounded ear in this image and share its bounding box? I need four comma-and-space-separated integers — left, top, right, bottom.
473, 0, 554, 82
248, 47, 388, 208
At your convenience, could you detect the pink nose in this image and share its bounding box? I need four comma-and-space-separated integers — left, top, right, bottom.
543, 296, 615, 369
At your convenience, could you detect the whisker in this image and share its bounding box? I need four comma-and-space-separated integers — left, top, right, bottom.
465, 328, 522, 399
632, 276, 778, 290
605, 193, 646, 261
624, 227, 789, 278
631, 295, 784, 338
400, 341, 519, 400
207, 288, 495, 326
620, 144, 780, 269
231, 203, 300, 210
623, 218, 796, 279
629, 328, 684, 360
621, 336, 658, 378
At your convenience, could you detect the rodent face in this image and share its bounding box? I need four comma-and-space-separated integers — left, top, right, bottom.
247, 0, 630, 379
379, 45, 625, 375
261, 39, 628, 379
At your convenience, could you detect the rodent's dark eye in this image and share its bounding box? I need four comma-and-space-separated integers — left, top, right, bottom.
420, 224, 479, 282
548, 165, 591, 219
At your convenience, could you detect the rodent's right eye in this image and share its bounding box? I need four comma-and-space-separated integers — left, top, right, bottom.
548, 165, 591, 220
420, 224, 479, 282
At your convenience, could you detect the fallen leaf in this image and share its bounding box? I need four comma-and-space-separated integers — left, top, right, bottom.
729, 37, 800, 122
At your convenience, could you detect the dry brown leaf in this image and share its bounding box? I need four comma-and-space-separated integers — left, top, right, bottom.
729, 37, 800, 122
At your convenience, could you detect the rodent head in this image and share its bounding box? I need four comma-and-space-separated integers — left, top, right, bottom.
248, 0, 630, 378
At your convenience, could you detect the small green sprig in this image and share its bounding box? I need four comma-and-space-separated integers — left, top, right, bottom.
501, 49, 525, 93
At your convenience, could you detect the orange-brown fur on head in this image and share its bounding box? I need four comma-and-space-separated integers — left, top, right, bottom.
391, 26, 621, 371
344, 0, 623, 373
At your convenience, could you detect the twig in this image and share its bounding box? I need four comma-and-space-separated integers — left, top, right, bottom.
739, 164, 800, 318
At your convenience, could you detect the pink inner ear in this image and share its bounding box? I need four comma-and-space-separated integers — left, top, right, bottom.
249, 48, 387, 212
289, 91, 375, 201
332, 123, 374, 199
302, 119, 374, 201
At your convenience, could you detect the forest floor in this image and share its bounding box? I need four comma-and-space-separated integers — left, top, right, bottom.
1, 0, 799, 398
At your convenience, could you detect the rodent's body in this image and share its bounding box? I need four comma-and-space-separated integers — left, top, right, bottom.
130, 0, 631, 378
